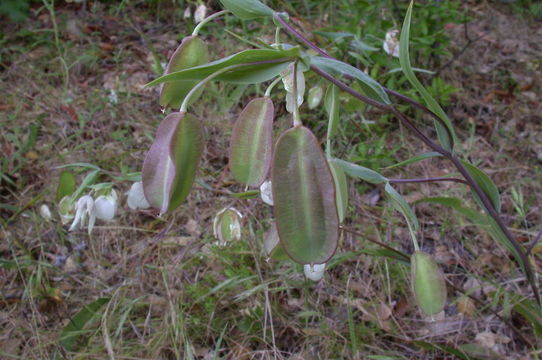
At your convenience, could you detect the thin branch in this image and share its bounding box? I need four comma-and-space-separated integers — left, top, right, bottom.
341, 226, 410, 263
526, 227, 542, 256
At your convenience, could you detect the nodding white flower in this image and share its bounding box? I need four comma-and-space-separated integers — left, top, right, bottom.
259, 180, 273, 206
69, 195, 96, 235
40, 204, 52, 221
383, 29, 400, 58
126, 182, 150, 210
194, 4, 207, 23
58, 196, 75, 225
213, 207, 243, 246
94, 189, 118, 221
304, 263, 326, 282
281, 63, 305, 113
183, 6, 192, 19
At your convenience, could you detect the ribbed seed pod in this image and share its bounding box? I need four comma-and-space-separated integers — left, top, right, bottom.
272, 126, 339, 264
159, 36, 209, 109
411, 251, 447, 317
229, 97, 274, 186
142, 112, 203, 213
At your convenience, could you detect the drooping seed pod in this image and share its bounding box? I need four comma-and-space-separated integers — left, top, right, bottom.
159, 36, 209, 109
142, 112, 203, 213
213, 207, 243, 245
272, 126, 339, 264
307, 86, 324, 109
229, 97, 274, 186
411, 251, 447, 317
328, 159, 348, 223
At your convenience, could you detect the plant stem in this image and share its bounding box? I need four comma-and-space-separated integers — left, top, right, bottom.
292, 62, 301, 126
264, 76, 282, 97
179, 59, 290, 112
389, 177, 468, 185
192, 10, 230, 36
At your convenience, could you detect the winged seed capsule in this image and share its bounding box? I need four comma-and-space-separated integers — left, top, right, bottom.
411, 251, 447, 317
213, 207, 243, 245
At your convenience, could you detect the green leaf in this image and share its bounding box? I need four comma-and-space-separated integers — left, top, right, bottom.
160, 36, 209, 109
411, 251, 447, 316
399, 1, 456, 151
142, 112, 203, 213
311, 56, 390, 105
384, 183, 419, 232
511, 296, 542, 337
60, 297, 110, 351
272, 126, 339, 264
219, 0, 274, 20
324, 84, 340, 142
71, 170, 100, 200
384, 151, 442, 169
330, 158, 387, 184
146, 48, 299, 87
56, 171, 76, 201
461, 160, 501, 212
229, 97, 274, 186
229, 190, 260, 199
328, 159, 348, 223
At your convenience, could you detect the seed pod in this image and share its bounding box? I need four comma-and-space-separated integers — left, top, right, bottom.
142, 112, 203, 213
229, 97, 274, 186
213, 207, 243, 245
328, 160, 348, 223
307, 86, 324, 109
272, 126, 339, 264
159, 36, 209, 109
411, 251, 447, 317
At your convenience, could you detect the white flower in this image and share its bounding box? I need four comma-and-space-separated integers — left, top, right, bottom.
383, 29, 400, 58
58, 196, 75, 225
281, 63, 305, 113
213, 207, 243, 245
127, 182, 150, 210
40, 204, 52, 221
94, 189, 118, 221
69, 195, 96, 235
183, 6, 192, 19
194, 4, 207, 23
259, 180, 273, 206
304, 263, 326, 281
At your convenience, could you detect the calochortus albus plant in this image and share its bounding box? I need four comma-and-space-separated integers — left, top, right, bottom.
141, 0, 540, 315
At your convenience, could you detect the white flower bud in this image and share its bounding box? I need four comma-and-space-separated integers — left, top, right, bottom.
259, 180, 273, 206
40, 204, 52, 221
281, 63, 305, 113
383, 29, 400, 58
194, 4, 207, 24
304, 263, 326, 281
127, 182, 150, 210
94, 189, 118, 221
183, 6, 192, 19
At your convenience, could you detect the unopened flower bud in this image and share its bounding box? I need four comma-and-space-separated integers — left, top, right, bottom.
127, 182, 150, 210
259, 180, 273, 205
40, 204, 52, 221
194, 4, 207, 24
183, 6, 192, 19
95, 189, 118, 221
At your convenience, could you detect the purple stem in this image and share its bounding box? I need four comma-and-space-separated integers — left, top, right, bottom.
389, 177, 468, 185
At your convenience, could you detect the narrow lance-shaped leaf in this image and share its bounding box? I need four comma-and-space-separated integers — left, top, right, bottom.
461, 160, 501, 213
330, 158, 388, 184
328, 160, 348, 223
411, 251, 447, 316
219, 0, 274, 20
60, 297, 110, 351
399, 1, 456, 151
142, 112, 203, 213
229, 97, 274, 186
311, 56, 390, 105
272, 126, 339, 264
324, 84, 339, 142
160, 36, 209, 109
146, 48, 300, 87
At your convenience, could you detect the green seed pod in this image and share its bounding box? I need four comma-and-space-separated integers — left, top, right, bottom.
213, 207, 243, 245
159, 36, 209, 109
411, 251, 447, 317
307, 86, 324, 109
142, 112, 203, 213
229, 97, 274, 186
272, 126, 339, 264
